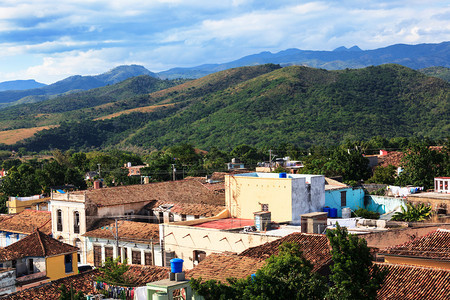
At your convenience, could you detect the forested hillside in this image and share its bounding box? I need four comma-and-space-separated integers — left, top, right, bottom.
5, 64, 450, 152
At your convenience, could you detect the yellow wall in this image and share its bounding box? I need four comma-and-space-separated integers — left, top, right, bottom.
384, 256, 450, 270
7, 198, 48, 214
45, 253, 78, 281
225, 175, 293, 222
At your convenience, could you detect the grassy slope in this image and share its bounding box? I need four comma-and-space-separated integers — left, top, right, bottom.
11, 64, 450, 151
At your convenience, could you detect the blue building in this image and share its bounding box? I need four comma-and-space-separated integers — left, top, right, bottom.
324, 179, 365, 218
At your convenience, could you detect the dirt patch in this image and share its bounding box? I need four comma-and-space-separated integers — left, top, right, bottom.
0, 125, 58, 145
94, 103, 175, 120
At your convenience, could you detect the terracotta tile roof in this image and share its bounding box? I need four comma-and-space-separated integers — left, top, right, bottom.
186, 253, 265, 283
379, 228, 450, 261
239, 232, 332, 271
83, 220, 159, 243
0, 210, 51, 235
0, 230, 78, 261
4, 270, 100, 300
72, 178, 225, 208
125, 265, 169, 285
379, 151, 404, 168
376, 263, 450, 300
4, 265, 170, 299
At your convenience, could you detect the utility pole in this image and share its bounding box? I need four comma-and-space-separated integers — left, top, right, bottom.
97, 163, 101, 178
172, 164, 176, 181
269, 150, 273, 172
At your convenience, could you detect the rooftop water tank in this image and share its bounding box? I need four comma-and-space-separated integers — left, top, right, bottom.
279, 172, 287, 178
170, 258, 183, 273
342, 207, 352, 219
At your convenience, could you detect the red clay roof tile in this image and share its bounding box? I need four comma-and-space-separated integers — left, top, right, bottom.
376, 263, 450, 300
0, 230, 77, 261
83, 220, 159, 243
379, 228, 450, 261
0, 210, 51, 235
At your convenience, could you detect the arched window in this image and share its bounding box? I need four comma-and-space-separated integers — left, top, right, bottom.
74, 211, 80, 234
57, 209, 63, 231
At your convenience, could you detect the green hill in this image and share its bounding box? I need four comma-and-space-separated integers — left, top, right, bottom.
419, 66, 450, 82
9, 64, 450, 151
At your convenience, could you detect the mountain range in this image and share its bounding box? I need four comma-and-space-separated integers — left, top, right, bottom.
0, 65, 157, 107
1, 63, 447, 152
0, 41, 449, 108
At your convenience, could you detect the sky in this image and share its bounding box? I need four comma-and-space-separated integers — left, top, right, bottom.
0, 0, 449, 84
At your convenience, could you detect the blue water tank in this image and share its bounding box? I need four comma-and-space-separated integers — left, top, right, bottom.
323, 207, 331, 217
330, 208, 338, 218
279, 172, 287, 178
170, 258, 184, 273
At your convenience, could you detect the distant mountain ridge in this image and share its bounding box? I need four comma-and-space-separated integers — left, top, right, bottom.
0, 65, 157, 105
0, 80, 46, 91
157, 41, 450, 79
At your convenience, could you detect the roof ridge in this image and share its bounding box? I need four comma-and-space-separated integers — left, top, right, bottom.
36, 229, 47, 257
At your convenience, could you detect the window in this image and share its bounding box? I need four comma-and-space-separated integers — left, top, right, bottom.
144, 252, 153, 265
57, 209, 63, 231
28, 259, 34, 274
105, 247, 113, 261
73, 211, 80, 234
181, 214, 186, 221
193, 250, 206, 264
65, 254, 73, 273
12, 260, 16, 269
169, 213, 174, 222
132, 250, 141, 265
194, 215, 200, 219
158, 212, 164, 223
93, 246, 102, 267
341, 191, 347, 207
74, 238, 82, 263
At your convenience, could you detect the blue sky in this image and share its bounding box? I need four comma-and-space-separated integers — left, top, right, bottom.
0, 0, 449, 84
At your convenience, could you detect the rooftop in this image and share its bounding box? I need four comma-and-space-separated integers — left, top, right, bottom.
379, 228, 450, 261
0, 210, 51, 235
146, 200, 225, 217
193, 218, 255, 230
66, 178, 225, 208
187, 253, 265, 283
0, 230, 78, 261
407, 192, 450, 200
376, 263, 450, 300
230, 172, 323, 181
83, 220, 159, 243
4, 265, 170, 299
239, 232, 331, 271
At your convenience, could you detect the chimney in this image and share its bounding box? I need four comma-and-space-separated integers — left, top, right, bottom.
94, 180, 103, 189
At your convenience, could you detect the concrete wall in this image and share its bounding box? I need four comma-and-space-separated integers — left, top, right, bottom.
45, 253, 78, 281
0, 269, 16, 296
85, 237, 162, 267
161, 223, 280, 269
325, 187, 365, 217
365, 195, 406, 215
225, 173, 325, 223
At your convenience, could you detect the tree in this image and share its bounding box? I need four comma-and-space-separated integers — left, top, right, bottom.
190, 242, 327, 300
95, 257, 131, 285
396, 143, 444, 189
58, 283, 85, 300
367, 165, 396, 184
326, 223, 386, 300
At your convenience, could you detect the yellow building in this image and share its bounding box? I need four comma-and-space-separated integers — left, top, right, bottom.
225, 173, 325, 224
7, 195, 49, 214
0, 229, 78, 284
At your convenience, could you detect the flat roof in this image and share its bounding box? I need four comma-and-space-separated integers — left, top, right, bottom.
407, 192, 450, 200
193, 218, 254, 230
230, 172, 323, 179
